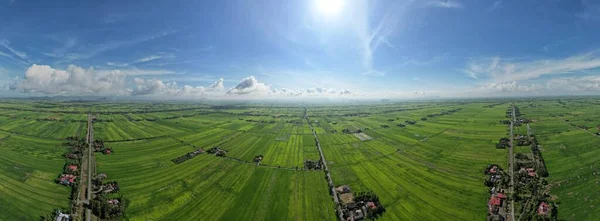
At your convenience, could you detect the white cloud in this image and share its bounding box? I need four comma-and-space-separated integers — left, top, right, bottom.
10, 64, 130, 95
426, 0, 464, 9
227, 76, 269, 95
132, 78, 181, 96
463, 53, 600, 83
207, 78, 224, 91
546, 76, 600, 92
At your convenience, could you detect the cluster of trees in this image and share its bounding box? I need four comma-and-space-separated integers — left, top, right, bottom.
207, 147, 227, 157
57, 137, 86, 216
304, 159, 322, 170
496, 138, 510, 149
341, 128, 365, 134
245, 119, 276, 124
90, 195, 128, 220
515, 134, 532, 146
92, 140, 113, 155
405, 120, 416, 125
353, 191, 386, 219
171, 149, 204, 164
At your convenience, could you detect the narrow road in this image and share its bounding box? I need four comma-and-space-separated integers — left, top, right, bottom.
303, 107, 344, 221
85, 114, 94, 221
508, 104, 516, 221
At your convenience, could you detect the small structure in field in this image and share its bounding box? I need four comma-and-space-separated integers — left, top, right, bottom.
254, 155, 264, 164
103, 148, 112, 155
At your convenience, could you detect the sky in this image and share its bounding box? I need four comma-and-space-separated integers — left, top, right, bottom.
1, 0, 600, 100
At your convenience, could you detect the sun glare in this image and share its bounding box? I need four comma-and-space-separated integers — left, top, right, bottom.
315, 0, 344, 16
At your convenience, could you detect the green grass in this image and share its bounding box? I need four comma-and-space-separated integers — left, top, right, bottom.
1, 98, 598, 220
0, 133, 70, 220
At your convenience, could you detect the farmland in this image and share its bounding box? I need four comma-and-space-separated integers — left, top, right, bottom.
0, 98, 596, 220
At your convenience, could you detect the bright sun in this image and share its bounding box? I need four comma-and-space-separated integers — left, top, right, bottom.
315, 0, 344, 16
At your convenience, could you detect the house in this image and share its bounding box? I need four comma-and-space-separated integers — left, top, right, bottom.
526, 168, 536, 177
104, 149, 112, 155
488, 196, 501, 206
68, 165, 78, 171
489, 166, 498, 174
336, 185, 351, 194
538, 202, 549, 215
366, 201, 377, 209
107, 199, 120, 205
353, 209, 364, 220
55, 210, 70, 221
59, 174, 76, 185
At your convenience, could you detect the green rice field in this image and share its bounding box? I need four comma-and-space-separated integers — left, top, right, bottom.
0, 98, 597, 220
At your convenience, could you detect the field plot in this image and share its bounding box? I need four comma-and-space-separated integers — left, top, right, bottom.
95, 138, 335, 221
517, 99, 600, 221
0, 116, 86, 139
319, 103, 508, 220
0, 133, 70, 220
94, 120, 189, 141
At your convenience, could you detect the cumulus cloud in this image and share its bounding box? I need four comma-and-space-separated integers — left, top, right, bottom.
227, 76, 269, 95
131, 78, 181, 96
207, 78, 224, 91
10, 64, 129, 95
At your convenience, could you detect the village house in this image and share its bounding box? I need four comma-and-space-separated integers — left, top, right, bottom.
67, 164, 78, 172
537, 202, 549, 215
59, 174, 76, 186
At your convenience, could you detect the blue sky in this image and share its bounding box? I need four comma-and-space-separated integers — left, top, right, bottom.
1, 0, 600, 99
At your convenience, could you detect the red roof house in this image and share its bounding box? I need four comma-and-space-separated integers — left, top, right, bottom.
68, 165, 78, 171
526, 168, 536, 177
488, 196, 502, 206
538, 202, 549, 215
366, 202, 377, 209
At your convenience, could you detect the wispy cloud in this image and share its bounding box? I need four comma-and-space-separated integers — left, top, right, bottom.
107, 53, 175, 67
426, 0, 464, 9
463, 52, 600, 83
0, 39, 30, 62
576, 0, 600, 23
134, 54, 171, 63
57, 31, 174, 63
488, 1, 502, 12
